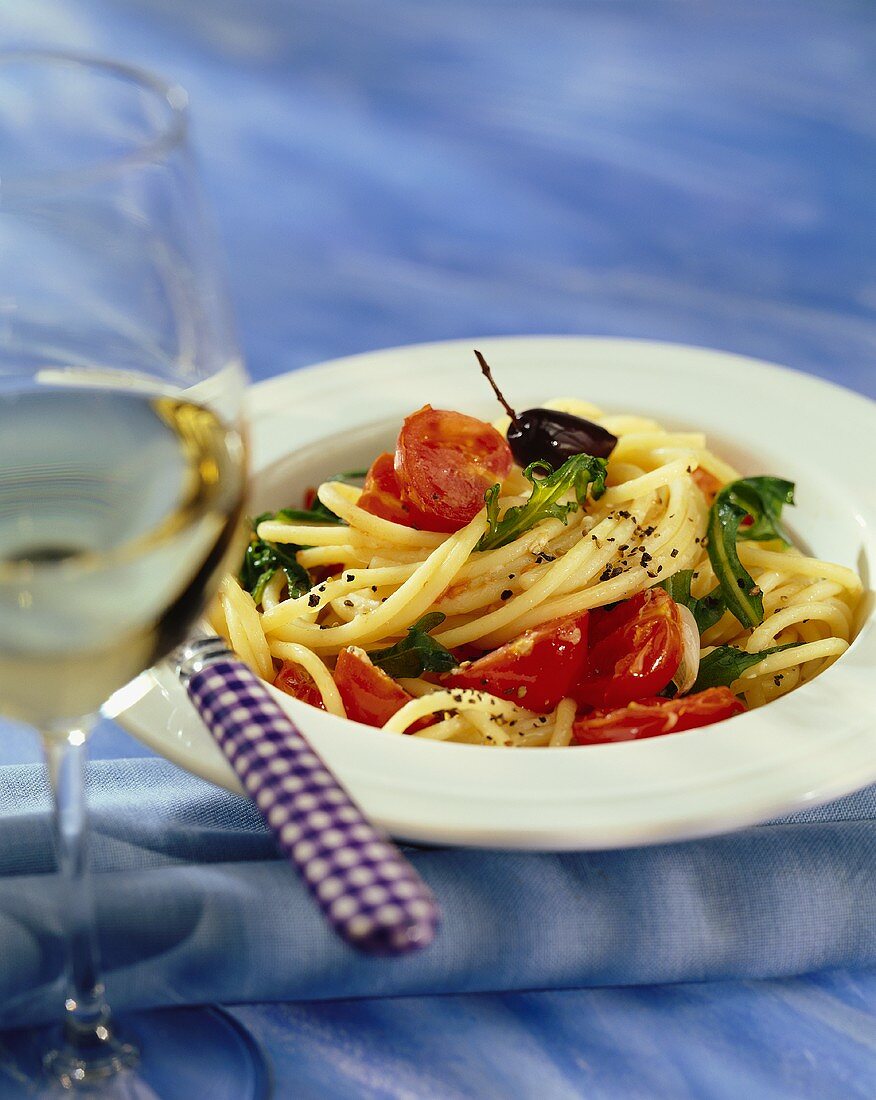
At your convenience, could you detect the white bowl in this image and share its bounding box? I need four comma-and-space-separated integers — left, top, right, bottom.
114, 337, 876, 849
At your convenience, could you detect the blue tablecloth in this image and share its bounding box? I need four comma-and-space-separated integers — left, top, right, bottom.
4, 1, 876, 1096
0, 750, 873, 1033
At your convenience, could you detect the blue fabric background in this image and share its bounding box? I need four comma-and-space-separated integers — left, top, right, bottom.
1, 0, 875, 1095
0, 758, 873, 1033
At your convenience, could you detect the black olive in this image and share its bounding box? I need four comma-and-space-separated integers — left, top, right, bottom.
507, 408, 617, 467
474, 349, 618, 468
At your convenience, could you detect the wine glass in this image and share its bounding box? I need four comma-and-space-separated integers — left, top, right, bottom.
0, 51, 267, 1096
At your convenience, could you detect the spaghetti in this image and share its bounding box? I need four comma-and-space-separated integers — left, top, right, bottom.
212, 396, 863, 747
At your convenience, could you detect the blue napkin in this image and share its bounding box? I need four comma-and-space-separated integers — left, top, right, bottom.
0, 756, 873, 1029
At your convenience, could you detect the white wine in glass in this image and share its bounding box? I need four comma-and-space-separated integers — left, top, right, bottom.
0, 389, 244, 725
0, 52, 267, 1097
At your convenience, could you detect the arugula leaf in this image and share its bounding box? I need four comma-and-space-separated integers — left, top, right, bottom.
722, 477, 795, 546
274, 505, 346, 526
706, 476, 796, 630
691, 642, 801, 693
240, 539, 311, 603
274, 470, 367, 526
476, 453, 608, 552
706, 497, 762, 629
658, 570, 726, 634
239, 472, 365, 602
330, 468, 368, 482
239, 511, 312, 604
367, 612, 458, 678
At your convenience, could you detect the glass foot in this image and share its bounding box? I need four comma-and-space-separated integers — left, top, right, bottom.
0, 1007, 271, 1098
43, 1019, 139, 1089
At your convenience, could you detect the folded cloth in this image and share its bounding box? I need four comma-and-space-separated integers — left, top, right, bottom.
0, 757, 873, 1029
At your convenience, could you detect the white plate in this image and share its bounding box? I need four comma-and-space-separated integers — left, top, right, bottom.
114, 337, 876, 850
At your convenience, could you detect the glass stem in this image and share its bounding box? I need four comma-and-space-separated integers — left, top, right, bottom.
42, 725, 136, 1081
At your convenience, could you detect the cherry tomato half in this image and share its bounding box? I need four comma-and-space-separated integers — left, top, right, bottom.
443, 613, 590, 714
333, 646, 416, 729
394, 406, 513, 532
358, 452, 436, 529
692, 467, 753, 527
573, 588, 683, 709
691, 466, 723, 503
572, 688, 745, 744
273, 662, 326, 710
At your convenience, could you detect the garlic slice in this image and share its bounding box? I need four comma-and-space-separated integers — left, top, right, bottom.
672, 604, 701, 695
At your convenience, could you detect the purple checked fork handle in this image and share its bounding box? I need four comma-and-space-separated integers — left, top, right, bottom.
175, 636, 440, 956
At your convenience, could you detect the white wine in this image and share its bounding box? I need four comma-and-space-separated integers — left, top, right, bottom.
0, 386, 246, 726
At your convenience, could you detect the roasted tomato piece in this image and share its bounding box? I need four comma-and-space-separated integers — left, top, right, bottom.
572, 688, 745, 744
394, 405, 513, 533
691, 466, 724, 503
334, 646, 416, 729
442, 613, 589, 714
691, 468, 753, 525
358, 452, 435, 529
273, 662, 326, 709
574, 589, 683, 708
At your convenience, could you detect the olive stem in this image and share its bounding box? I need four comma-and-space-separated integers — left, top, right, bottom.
474, 350, 518, 422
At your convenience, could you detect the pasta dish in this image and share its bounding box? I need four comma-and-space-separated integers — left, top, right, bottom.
211, 353, 862, 747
